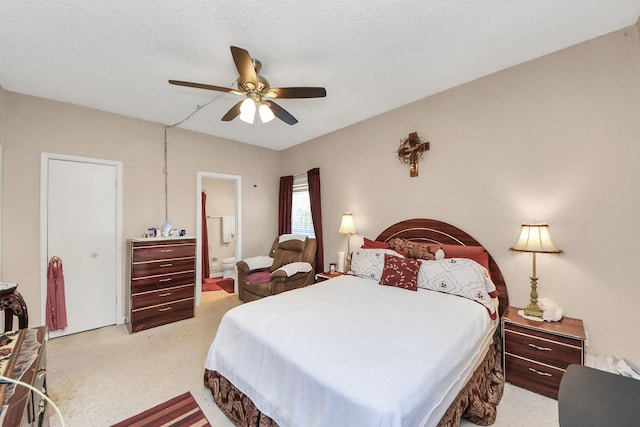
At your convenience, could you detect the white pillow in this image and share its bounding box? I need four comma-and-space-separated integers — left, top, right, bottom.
276, 261, 313, 277
350, 248, 405, 282
417, 258, 497, 319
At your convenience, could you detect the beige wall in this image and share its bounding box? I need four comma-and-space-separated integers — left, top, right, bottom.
282, 25, 640, 365
0, 91, 281, 326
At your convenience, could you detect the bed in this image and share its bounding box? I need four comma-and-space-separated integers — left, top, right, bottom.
204, 219, 508, 426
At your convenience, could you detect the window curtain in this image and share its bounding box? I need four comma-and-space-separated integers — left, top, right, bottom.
308, 167, 324, 273
201, 191, 210, 280
278, 175, 293, 235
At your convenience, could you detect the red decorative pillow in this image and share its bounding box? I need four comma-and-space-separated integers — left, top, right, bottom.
379, 254, 420, 291
362, 237, 390, 249
440, 244, 490, 271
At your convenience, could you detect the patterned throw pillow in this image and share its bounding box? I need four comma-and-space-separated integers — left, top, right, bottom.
388, 238, 443, 260
417, 258, 497, 319
350, 248, 405, 281
379, 254, 420, 291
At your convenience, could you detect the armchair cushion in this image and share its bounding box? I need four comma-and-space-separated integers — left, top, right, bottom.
244, 271, 272, 284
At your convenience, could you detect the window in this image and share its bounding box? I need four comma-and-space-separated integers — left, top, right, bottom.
291, 176, 315, 238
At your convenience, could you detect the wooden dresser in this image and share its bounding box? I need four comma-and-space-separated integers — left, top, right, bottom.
502, 305, 586, 399
2, 326, 47, 426
127, 238, 196, 333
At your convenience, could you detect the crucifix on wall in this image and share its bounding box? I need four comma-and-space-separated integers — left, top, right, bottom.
397, 131, 430, 177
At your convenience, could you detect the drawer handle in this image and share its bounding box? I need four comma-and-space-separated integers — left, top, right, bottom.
158, 292, 171, 297
37, 367, 46, 379
159, 307, 172, 312
160, 263, 173, 267
158, 278, 172, 282
160, 249, 174, 253
528, 343, 552, 351
529, 367, 553, 377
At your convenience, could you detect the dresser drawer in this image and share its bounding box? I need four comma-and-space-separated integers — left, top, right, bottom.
132, 242, 196, 262
505, 353, 565, 399
130, 298, 194, 332
504, 327, 582, 369
131, 284, 194, 309
131, 271, 195, 293
131, 257, 195, 278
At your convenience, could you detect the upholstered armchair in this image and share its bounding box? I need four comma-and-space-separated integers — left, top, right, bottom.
237, 235, 317, 302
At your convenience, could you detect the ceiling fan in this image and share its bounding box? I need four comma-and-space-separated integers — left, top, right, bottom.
169, 46, 327, 125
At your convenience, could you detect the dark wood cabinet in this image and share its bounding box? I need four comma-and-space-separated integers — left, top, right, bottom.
127, 238, 196, 333
502, 306, 586, 399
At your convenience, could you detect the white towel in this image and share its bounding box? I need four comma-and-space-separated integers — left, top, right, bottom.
276, 262, 313, 277
279, 233, 307, 243
222, 216, 235, 243
245, 256, 274, 270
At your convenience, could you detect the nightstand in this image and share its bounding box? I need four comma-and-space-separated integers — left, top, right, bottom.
502, 305, 586, 399
315, 272, 343, 282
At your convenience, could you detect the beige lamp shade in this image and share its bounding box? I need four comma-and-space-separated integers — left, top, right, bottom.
338, 212, 356, 235
510, 223, 562, 254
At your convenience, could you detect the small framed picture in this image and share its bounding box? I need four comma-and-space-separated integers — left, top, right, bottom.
329, 263, 337, 274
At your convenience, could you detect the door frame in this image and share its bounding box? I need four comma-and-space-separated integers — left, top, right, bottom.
40, 153, 124, 327
196, 171, 242, 304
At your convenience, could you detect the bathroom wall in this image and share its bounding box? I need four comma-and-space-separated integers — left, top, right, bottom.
203, 177, 236, 275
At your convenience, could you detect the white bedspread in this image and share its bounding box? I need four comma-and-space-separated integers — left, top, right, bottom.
205, 274, 497, 427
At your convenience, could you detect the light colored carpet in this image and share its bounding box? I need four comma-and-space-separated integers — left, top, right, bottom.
45, 291, 559, 426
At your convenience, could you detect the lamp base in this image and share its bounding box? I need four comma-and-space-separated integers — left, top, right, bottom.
518, 309, 544, 322
523, 302, 544, 318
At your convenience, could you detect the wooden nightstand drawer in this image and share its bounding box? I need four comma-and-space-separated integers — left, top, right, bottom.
504, 327, 582, 369
505, 353, 565, 399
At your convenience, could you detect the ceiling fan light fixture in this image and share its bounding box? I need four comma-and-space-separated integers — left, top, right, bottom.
259, 103, 275, 123
239, 98, 256, 124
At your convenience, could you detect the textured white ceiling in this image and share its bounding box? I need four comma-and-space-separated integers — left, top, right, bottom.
1, 1, 639, 150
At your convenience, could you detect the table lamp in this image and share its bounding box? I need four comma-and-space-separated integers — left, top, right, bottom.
510, 223, 562, 319
338, 212, 356, 267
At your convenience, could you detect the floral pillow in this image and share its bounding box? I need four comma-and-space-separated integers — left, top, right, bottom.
379, 254, 420, 291
350, 248, 405, 282
388, 238, 444, 261
417, 258, 497, 319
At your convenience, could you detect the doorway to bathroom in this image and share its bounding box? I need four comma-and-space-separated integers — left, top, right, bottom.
195, 172, 241, 305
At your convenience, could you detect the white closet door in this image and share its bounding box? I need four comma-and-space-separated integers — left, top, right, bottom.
47, 158, 117, 338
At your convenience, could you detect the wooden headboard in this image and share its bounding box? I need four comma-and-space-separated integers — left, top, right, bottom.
376, 218, 509, 317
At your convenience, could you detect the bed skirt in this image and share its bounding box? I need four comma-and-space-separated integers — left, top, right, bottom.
204, 337, 504, 427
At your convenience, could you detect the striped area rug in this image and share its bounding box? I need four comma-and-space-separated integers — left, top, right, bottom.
111, 392, 211, 427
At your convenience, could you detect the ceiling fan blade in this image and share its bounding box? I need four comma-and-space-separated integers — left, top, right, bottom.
221, 100, 243, 121
269, 87, 327, 99
230, 46, 258, 87
169, 80, 242, 95
268, 101, 298, 125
